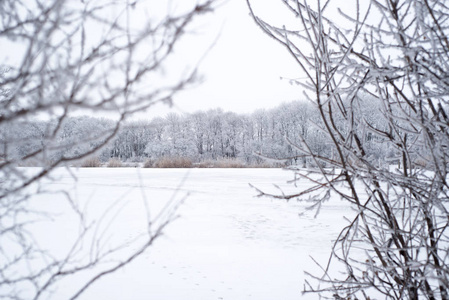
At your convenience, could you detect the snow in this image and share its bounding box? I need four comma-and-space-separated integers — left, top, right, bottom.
24, 168, 352, 299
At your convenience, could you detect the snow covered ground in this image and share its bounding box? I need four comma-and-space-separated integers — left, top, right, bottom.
25, 168, 352, 299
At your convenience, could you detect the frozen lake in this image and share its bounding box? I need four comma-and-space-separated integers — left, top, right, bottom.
22, 168, 351, 299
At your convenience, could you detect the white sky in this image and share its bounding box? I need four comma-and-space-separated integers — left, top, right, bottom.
146, 0, 303, 117
2, 0, 372, 120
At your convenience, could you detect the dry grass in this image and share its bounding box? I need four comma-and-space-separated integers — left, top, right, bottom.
81, 156, 102, 168
107, 158, 123, 168
142, 156, 280, 168
196, 158, 280, 168
153, 157, 193, 168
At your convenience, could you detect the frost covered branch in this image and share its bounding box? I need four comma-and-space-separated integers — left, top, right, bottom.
248, 0, 449, 299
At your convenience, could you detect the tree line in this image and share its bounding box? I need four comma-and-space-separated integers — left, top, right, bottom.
1, 97, 403, 167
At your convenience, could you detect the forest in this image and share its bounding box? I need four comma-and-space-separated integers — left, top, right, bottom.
0, 97, 398, 168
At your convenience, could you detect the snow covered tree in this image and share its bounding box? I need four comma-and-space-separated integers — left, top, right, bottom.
188, 111, 208, 157
221, 111, 242, 158
0, 0, 217, 299
248, 0, 449, 299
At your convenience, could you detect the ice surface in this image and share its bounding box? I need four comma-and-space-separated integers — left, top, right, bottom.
23, 168, 351, 300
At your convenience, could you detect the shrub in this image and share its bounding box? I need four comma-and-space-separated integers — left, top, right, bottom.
81, 156, 102, 168
197, 158, 246, 168
153, 157, 193, 168
107, 158, 123, 168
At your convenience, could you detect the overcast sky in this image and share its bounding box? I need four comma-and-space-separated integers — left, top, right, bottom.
147, 0, 302, 117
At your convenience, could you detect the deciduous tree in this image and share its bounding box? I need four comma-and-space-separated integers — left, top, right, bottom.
248, 0, 449, 298
0, 1, 217, 298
